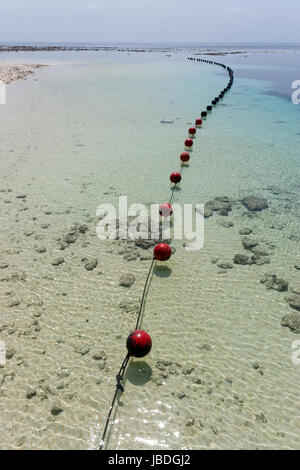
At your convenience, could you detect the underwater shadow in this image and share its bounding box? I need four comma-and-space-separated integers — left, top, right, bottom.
154, 265, 172, 278
125, 361, 152, 386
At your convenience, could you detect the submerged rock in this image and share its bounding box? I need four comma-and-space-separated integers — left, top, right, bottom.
239, 227, 253, 235
64, 231, 77, 244
260, 273, 288, 292
135, 239, 156, 250
119, 273, 135, 287
203, 206, 213, 218
92, 351, 106, 361
26, 386, 37, 399
51, 402, 63, 416
51, 257, 64, 266
281, 313, 300, 333
255, 412, 267, 424
218, 207, 230, 216
219, 219, 234, 228
287, 295, 300, 311
251, 255, 270, 265
119, 299, 139, 314
184, 417, 195, 427
241, 196, 268, 212
5, 348, 16, 359
290, 284, 300, 295
0, 261, 9, 269
206, 197, 232, 213
124, 251, 139, 261
251, 247, 269, 257
217, 262, 233, 270
73, 343, 90, 355
233, 254, 250, 265
84, 258, 98, 271
35, 246, 46, 253
242, 237, 259, 250
9, 298, 21, 307
78, 224, 89, 234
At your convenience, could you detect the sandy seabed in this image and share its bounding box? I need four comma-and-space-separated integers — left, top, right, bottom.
0, 54, 300, 450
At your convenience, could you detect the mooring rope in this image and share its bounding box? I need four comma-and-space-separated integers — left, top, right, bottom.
99, 56, 234, 450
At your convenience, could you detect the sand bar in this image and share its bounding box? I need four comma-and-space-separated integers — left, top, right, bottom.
0, 64, 45, 85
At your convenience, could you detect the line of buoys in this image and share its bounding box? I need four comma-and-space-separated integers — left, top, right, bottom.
99, 55, 234, 450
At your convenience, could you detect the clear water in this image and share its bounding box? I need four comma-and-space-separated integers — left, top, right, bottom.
0, 47, 300, 450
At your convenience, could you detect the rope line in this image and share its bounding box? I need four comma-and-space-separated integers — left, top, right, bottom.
99, 55, 234, 450
99, 353, 130, 450
135, 258, 156, 331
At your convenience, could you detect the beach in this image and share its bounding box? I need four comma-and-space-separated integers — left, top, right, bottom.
0, 46, 300, 450
0, 63, 45, 84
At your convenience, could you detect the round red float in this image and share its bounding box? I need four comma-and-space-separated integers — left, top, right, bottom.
159, 203, 173, 217
185, 139, 193, 148
170, 172, 181, 183
126, 330, 152, 358
154, 243, 172, 261
180, 151, 190, 162
189, 127, 196, 136
195, 118, 202, 127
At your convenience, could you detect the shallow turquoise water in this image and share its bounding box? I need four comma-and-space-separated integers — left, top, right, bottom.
0, 49, 300, 449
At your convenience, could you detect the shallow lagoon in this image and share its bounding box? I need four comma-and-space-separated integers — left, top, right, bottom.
0, 47, 299, 449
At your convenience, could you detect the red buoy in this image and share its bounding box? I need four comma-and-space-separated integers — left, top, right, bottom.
126, 330, 152, 358
154, 243, 172, 261
180, 151, 190, 162
189, 127, 196, 136
159, 203, 173, 217
170, 171, 181, 183
185, 138, 193, 148
195, 118, 202, 127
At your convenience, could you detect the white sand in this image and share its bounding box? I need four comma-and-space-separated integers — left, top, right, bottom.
0, 64, 45, 85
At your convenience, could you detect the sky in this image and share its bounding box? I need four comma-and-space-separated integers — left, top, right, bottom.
0, 0, 299, 44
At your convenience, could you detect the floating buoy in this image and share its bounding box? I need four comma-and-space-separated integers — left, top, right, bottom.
154, 243, 172, 261
195, 118, 202, 127
126, 330, 152, 358
189, 127, 196, 136
201, 111, 207, 118
180, 151, 190, 162
170, 171, 182, 183
207, 105, 212, 111
159, 203, 173, 217
185, 138, 193, 148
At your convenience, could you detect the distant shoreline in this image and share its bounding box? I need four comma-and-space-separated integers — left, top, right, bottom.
0, 45, 257, 55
